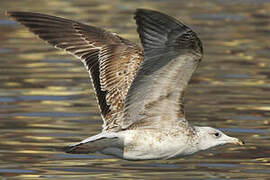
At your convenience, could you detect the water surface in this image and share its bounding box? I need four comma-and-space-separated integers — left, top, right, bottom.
0, 0, 269, 179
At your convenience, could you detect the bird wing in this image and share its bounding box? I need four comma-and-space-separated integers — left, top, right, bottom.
122, 9, 203, 129
7, 11, 143, 131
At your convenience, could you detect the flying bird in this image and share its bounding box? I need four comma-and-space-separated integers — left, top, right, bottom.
7, 9, 244, 160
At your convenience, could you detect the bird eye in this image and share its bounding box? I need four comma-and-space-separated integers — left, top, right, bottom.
214, 132, 221, 138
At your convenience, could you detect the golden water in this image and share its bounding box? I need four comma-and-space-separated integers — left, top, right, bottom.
0, 0, 269, 179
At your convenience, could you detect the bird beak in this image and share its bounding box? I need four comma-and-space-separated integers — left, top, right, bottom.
230, 137, 245, 146
235, 139, 245, 145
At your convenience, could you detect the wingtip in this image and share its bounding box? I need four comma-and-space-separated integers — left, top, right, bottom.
5, 11, 19, 17
135, 8, 172, 19
135, 8, 159, 14
5, 10, 11, 17
135, 8, 148, 14
5, 11, 18, 21
5, 11, 19, 19
5, 11, 24, 25
5, 11, 35, 18
135, 8, 157, 19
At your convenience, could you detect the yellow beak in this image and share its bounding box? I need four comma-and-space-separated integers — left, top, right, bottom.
236, 139, 245, 145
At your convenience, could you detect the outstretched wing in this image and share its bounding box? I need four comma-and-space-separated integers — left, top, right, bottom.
7, 11, 143, 131
122, 9, 203, 129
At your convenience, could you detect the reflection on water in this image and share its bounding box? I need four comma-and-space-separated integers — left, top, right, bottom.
1, 0, 269, 179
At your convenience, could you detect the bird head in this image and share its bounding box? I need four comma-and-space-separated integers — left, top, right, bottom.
194, 126, 244, 151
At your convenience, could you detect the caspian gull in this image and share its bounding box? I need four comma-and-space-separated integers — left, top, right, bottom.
7, 9, 244, 160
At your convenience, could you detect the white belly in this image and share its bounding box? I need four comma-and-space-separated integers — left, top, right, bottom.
120, 129, 191, 160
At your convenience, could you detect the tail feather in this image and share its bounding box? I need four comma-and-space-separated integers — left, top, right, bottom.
64, 142, 101, 154
64, 134, 122, 154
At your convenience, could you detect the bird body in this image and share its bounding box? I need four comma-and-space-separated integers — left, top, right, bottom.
7, 9, 244, 160
69, 127, 194, 160
121, 127, 195, 160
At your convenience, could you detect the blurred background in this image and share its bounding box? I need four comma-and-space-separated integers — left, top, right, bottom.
0, 0, 269, 179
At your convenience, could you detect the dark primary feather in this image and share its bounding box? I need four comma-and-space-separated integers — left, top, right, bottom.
135, 9, 203, 56
6, 11, 112, 117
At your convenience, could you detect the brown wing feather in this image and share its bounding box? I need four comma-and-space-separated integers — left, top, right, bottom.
7, 11, 143, 131
99, 44, 143, 129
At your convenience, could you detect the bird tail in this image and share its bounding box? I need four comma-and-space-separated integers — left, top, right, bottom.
64, 133, 121, 154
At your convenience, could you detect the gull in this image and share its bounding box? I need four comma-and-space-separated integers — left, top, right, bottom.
7, 9, 244, 160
